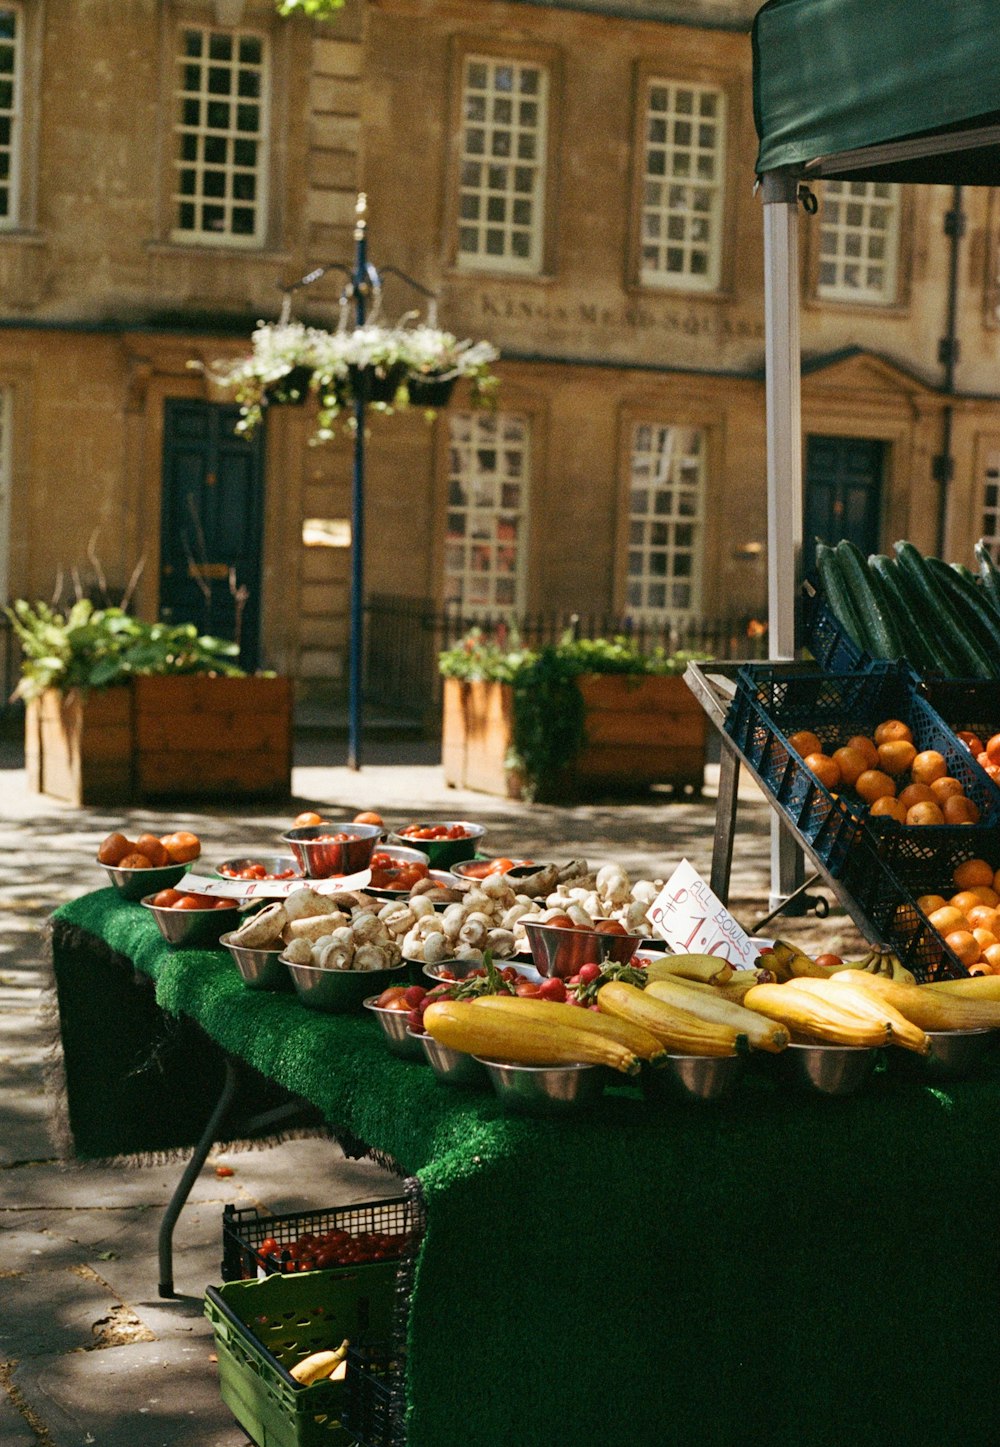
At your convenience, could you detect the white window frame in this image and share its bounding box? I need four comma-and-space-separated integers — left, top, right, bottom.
170, 21, 270, 248
455, 54, 548, 276
624, 421, 705, 619
444, 411, 530, 613
817, 180, 901, 305
639, 79, 726, 293
0, 5, 23, 231
980, 447, 1000, 563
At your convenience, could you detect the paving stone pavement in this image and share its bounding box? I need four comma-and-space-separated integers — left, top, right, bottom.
0, 733, 864, 1446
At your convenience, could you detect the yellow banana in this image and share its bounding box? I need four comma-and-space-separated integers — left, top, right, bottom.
643, 953, 733, 986
290, 1339, 350, 1385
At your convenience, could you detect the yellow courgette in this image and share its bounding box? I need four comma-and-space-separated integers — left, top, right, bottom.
792, 977, 929, 1054
644, 977, 789, 1052
838, 970, 1000, 1030
743, 983, 889, 1048
596, 980, 742, 1056
423, 999, 640, 1075
471, 995, 668, 1062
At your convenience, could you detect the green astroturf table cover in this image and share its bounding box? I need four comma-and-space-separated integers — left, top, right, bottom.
52, 890, 1000, 1447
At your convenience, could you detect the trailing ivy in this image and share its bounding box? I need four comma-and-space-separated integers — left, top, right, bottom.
439, 628, 711, 801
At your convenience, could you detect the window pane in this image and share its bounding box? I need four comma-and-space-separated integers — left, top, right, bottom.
172, 23, 268, 245
0, 8, 19, 226
623, 422, 705, 618
445, 412, 530, 614
640, 80, 725, 293
817, 180, 901, 304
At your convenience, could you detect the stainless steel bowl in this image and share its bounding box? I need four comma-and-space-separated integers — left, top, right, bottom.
140, 894, 242, 948
449, 856, 541, 884
282, 957, 408, 1012
476, 1058, 605, 1115
644, 1052, 743, 1104
367, 844, 431, 896
522, 922, 643, 980
102, 859, 191, 901
922, 1027, 995, 1077
421, 959, 541, 985
783, 1041, 878, 1096
363, 997, 424, 1058
215, 854, 301, 882
220, 931, 293, 991
386, 823, 486, 869
408, 1028, 487, 1086
279, 823, 383, 880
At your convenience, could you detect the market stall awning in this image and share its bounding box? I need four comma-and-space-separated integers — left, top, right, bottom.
753, 0, 1000, 182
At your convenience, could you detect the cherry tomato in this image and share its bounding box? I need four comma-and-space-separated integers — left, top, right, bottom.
258, 1237, 279, 1258
538, 977, 567, 1002
515, 982, 542, 997
151, 888, 182, 908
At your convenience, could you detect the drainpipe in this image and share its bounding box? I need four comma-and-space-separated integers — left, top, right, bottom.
933, 184, 964, 556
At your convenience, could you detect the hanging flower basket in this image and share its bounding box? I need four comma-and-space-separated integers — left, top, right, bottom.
349, 360, 409, 405
263, 364, 313, 406
408, 373, 457, 408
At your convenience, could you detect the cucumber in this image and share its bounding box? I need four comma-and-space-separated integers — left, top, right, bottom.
924, 556, 1000, 666
893, 541, 998, 679
868, 555, 939, 675
815, 543, 867, 652
975, 539, 1000, 618
834, 539, 905, 660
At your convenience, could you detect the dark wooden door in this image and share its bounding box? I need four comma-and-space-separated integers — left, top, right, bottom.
160, 400, 265, 671
804, 434, 885, 578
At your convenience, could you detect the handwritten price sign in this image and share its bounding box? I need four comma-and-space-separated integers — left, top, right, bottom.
174, 869, 372, 900
647, 859, 759, 969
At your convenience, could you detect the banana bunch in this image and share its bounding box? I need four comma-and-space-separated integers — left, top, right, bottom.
289, 1339, 350, 1386
769, 939, 915, 985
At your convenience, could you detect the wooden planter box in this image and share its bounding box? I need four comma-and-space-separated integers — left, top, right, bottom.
26, 675, 293, 806
442, 674, 707, 800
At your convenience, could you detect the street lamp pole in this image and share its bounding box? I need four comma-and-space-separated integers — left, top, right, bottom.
348, 194, 369, 771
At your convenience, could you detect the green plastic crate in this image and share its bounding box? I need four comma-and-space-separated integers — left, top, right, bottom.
205, 1261, 399, 1447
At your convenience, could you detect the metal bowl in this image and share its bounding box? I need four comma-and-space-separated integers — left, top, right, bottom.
215, 854, 301, 882
449, 856, 540, 884
102, 859, 192, 901
421, 958, 541, 986
522, 921, 644, 980
219, 931, 293, 991
282, 957, 408, 1013
476, 1058, 605, 1115
386, 823, 486, 869
363, 997, 424, 1059
644, 1052, 743, 1104
279, 823, 382, 880
407, 1028, 487, 1086
782, 1041, 879, 1096
921, 1027, 995, 1077
367, 844, 431, 896
140, 893, 242, 948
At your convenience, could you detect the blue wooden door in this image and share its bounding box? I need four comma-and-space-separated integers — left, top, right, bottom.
159, 400, 265, 671
804, 435, 885, 579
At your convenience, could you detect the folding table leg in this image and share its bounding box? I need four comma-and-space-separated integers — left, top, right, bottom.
158, 1057, 239, 1298
710, 742, 741, 905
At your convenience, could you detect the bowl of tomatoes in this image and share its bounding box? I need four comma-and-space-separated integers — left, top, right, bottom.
387, 821, 486, 869
215, 855, 301, 883
522, 919, 643, 980
450, 856, 536, 883
97, 829, 202, 900
280, 822, 383, 879
367, 845, 431, 896
141, 889, 243, 947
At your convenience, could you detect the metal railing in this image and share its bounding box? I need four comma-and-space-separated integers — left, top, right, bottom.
363, 594, 769, 721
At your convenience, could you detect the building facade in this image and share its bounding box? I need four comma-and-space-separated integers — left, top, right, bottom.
1, 0, 999, 708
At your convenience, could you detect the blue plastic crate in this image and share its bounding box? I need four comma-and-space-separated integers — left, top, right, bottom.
802, 580, 871, 674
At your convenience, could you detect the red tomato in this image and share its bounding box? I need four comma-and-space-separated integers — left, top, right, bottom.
538, 977, 567, 1002
814, 953, 843, 969
174, 895, 205, 910
594, 919, 629, 936
151, 888, 182, 908
515, 982, 542, 997
258, 1236, 279, 1258
544, 914, 576, 930
215, 897, 239, 909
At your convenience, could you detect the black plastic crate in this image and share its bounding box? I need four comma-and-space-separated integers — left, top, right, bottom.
222, 1197, 413, 1281
845, 835, 973, 982
802, 580, 871, 674
343, 1345, 406, 1447
919, 678, 1000, 756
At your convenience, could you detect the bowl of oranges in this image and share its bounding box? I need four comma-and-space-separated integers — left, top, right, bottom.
97, 829, 202, 900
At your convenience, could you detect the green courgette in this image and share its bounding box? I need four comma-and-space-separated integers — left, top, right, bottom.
975, 539, 1000, 618
893, 541, 997, 679
924, 556, 1000, 667
867, 555, 939, 675
834, 539, 905, 660
815, 541, 867, 652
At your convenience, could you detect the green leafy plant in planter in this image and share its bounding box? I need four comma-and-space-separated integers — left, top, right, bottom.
5, 599, 244, 700
439, 627, 711, 801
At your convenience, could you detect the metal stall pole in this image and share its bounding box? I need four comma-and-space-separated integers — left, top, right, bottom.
348, 194, 369, 771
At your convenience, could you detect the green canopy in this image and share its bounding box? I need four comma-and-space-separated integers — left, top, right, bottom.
753, 0, 1000, 182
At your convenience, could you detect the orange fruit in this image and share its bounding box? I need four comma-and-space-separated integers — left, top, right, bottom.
874, 719, 913, 746
898, 782, 936, 811
949, 890, 986, 918
987, 733, 1000, 765
893, 903, 920, 937
916, 893, 948, 916
118, 852, 153, 870
876, 739, 916, 776
855, 769, 896, 804
787, 730, 823, 759
970, 886, 1000, 907
953, 858, 995, 890
135, 833, 170, 868
846, 735, 879, 768
906, 801, 945, 826
968, 961, 995, 976
353, 811, 385, 827
870, 796, 906, 823
983, 943, 1000, 971
943, 794, 980, 824
911, 749, 947, 785
160, 830, 201, 864
967, 905, 1000, 935
956, 730, 985, 756
804, 752, 840, 790
944, 930, 981, 968
832, 746, 870, 788
294, 811, 326, 827
97, 832, 133, 865
972, 927, 999, 953
929, 905, 969, 935
993, 868, 1000, 895
929, 775, 964, 804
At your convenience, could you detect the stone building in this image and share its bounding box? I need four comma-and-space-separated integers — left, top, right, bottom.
1, 0, 998, 709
